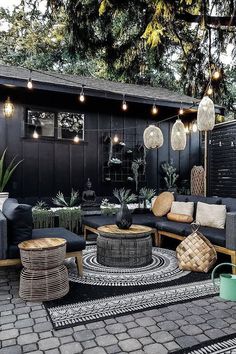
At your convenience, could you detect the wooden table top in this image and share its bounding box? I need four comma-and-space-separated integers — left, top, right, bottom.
18, 238, 66, 251
97, 224, 153, 235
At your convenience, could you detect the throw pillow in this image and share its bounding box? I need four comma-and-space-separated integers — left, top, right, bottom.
170, 201, 194, 217
196, 202, 226, 229
167, 212, 193, 223
152, 192, 174, 217
2, 198, 33, 245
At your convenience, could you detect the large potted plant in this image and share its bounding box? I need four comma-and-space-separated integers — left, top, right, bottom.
0, 149, 23, 210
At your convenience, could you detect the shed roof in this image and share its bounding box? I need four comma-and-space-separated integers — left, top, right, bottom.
0, 64, 199, 109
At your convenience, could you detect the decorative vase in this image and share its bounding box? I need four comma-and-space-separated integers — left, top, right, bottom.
0, 192, 9, 211
116, 202, 132, 229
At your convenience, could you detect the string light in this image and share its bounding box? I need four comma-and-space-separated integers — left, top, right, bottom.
113, 134, 119, 143
122, 95, 127, 111
79, 85, 85, 102
206, 81, 213, 96
3, 97, 14, 118
192, 121, 198, 133
212, 70, 220, 80
179, 102, 184, 115
151, 103, 158, 115
33, 129, 39, 139
73, 135, 80, 143
27, 70, 33, 89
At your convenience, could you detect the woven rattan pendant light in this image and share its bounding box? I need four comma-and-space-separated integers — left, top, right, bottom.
143, 125, 164, 149
197, 96, 215, 131
171, 118, 186, 151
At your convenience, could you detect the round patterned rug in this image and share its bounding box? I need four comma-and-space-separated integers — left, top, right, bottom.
68, 246, 190, 286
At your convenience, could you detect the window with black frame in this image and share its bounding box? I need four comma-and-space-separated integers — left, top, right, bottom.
26, 110, 55, 138
57, 112, 84, 141
25, 110, 85, 142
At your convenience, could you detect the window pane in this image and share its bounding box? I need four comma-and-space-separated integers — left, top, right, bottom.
26, 110, 55, 137
58, 112, 84, 141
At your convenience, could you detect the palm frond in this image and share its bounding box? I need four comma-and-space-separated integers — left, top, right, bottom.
113, 187, 137, 203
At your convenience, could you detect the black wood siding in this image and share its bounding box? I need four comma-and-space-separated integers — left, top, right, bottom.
208, 121, 236, 197
0, 86, 200, 199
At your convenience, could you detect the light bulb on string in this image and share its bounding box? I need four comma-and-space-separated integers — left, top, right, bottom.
192, 121, 198, 133
3, 97, 14, 118
79, 85, 85, 102
212, 70, 220, 80
27, 70, 33, 89
207, 85, 213, 96
122, 95, 127, 111
179, 102, 184, 115
74, 135, 80, 143
151, 102, 158, 115
185, 125, 189, 134
32, 129, 39, 139
113, 134, 119, 143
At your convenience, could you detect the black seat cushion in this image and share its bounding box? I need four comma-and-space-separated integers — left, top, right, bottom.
183, 224, 225, 247
155, 217, 187, 236
8, 227, 86, 259
2, 198, 32, 245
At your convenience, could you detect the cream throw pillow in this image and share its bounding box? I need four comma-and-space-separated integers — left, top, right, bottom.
170, 201, 194, 217
196, 202, 226, 229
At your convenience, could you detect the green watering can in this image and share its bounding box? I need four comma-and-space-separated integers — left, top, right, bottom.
212, 263, 236, 301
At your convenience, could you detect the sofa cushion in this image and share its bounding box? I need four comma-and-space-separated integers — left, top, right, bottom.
7, 227, 86, 259
174, 194, 189, 202
155, 217, 187, 235
196, 202, 226, 229
152, 192, 174, 217
183, 224, 225, 247
221, 198, 236, 212
187, 195, 222, 205
170, 201, 194, 217
167, 212, 193, 223
2, 198, 32, 245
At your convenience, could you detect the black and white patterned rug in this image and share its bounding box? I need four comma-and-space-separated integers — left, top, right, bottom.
69, 245, 190, 286
45, 246, 217, 329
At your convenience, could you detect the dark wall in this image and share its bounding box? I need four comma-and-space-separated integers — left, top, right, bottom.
0, 86, 201, 200
208, 121, 236, 197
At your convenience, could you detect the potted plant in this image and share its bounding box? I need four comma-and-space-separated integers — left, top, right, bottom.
139, 187, 156, 209
113, 188, 137, 229
161, 159, 179, 192
0, 149, 23, 210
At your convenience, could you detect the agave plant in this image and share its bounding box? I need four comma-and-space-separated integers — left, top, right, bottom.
52, 189, 79, 207
0, 149, 23, 192
33, 201, 49, 210
113, 188, 137, 204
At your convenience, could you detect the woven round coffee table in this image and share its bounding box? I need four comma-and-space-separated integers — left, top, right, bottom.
19, 238, 69, 302
97, 224, 153, 268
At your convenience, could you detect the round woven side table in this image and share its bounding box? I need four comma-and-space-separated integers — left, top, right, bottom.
19, 238, 69, 302
97, 224, 153, 268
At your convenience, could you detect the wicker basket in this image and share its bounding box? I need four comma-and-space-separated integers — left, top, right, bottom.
176, 224, 217, 273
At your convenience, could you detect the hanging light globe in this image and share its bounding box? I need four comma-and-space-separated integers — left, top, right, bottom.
197, 96, 215, 131
143, 125, 164, 149
3, 97, 14, 118
171, 118, 186, 151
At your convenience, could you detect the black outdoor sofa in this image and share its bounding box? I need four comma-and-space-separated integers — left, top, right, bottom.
0, 198, 86, 275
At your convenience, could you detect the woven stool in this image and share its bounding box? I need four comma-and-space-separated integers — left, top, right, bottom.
19, 238, 69, 301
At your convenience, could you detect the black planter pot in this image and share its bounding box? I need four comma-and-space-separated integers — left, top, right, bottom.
116, 202, 132, 229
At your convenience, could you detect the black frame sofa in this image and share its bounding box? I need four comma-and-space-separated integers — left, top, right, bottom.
0, 199, 86, 275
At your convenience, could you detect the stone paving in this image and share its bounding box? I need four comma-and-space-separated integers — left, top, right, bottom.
1, 267, 236, 354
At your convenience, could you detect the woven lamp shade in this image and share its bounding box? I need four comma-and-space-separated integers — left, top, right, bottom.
197, 96, 215, 131
143, 125, 164, 149
171, 118, 186, 151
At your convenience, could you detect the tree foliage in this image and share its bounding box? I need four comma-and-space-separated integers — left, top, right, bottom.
0, 0, 235, 110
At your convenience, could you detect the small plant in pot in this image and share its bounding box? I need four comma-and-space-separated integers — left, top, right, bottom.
113, 188, 137, 229
0, 149, 23, 210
